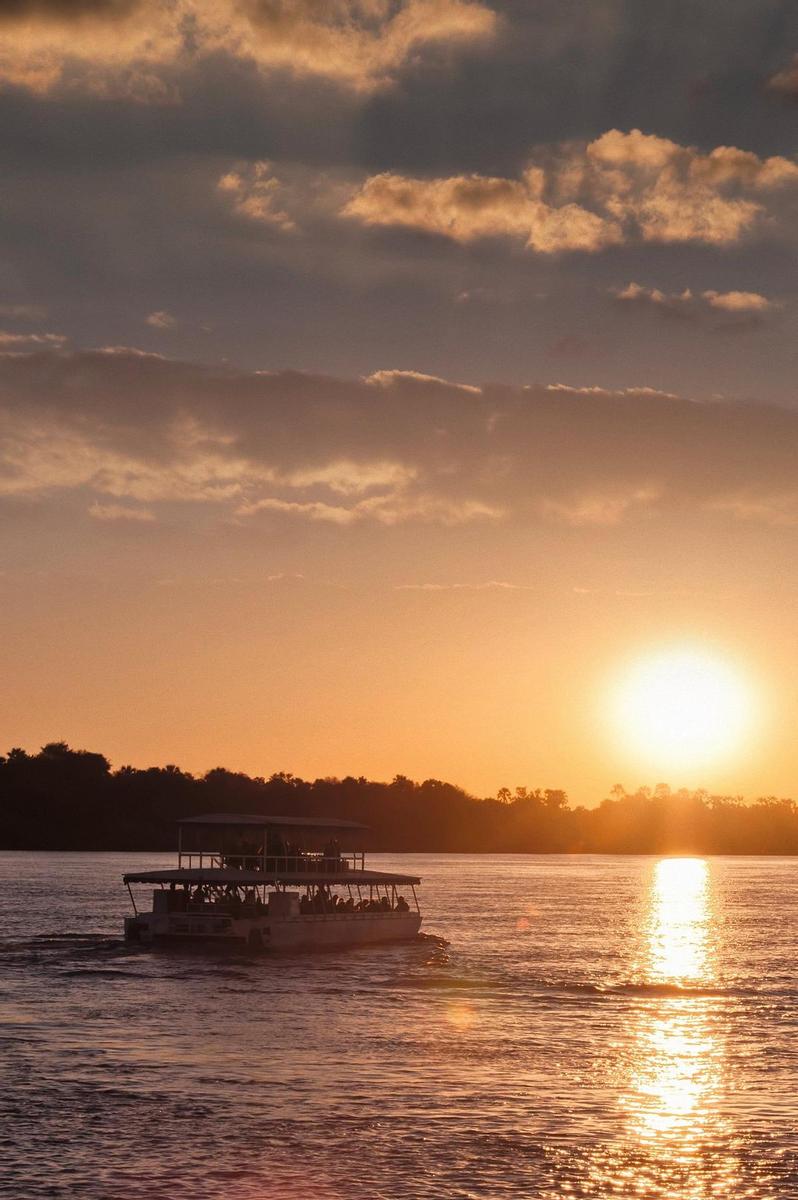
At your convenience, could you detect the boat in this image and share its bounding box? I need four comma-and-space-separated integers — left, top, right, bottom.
122, 812, 422, 950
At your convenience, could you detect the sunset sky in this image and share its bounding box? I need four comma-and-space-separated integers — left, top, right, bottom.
2, 0, 798, 801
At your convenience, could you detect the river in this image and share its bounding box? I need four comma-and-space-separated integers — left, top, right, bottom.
2, 852, 797, 1198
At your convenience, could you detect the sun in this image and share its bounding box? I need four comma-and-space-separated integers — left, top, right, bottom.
610, 646, 756, 772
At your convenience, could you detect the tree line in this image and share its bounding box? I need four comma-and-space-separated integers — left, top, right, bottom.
1, 742, 797, 854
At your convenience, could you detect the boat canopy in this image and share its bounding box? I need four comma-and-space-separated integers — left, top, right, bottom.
178, 813, 368, 830
124, 867, 421, 886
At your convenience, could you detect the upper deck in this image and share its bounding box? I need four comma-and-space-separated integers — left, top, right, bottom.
148, 811, 418, 884
123, 866, 421, 886
176, 811, 367, 871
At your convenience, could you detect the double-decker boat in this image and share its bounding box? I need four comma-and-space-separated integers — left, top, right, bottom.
123, 813, 422, 950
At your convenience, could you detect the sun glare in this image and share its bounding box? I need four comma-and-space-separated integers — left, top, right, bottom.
610, 647, 756, 772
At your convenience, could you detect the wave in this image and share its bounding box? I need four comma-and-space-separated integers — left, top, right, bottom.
387, 970, 749, 999
392, 974, 498, 991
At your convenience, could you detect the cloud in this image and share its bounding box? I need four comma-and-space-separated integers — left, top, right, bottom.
235, 496, 356, 523
612, 282, 776, 320
279, 458, 417, 495
612, 282, 695, 315
0, 0, 183, 99
145, 310, 177, 328
342, 169, 621, 253
95, 345, 166, 358
767, 55, 798, 99
538, 486, 662, 527
706, 492, 798, 527
366, 368, 480, 394
343, 129, 798, 252
236, 491, 502, 526
209, 0, 497, 93
88, 500, 156, 521
0, 330, 66, 348
701, 290, 774, 313
217, 162, 297, 231
0, 0, 497, 98
2, 349, 798, 536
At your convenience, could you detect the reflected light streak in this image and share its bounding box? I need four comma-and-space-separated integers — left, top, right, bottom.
629, 858, 718, 1143
630, 1008, 717, 1140
616, 858, 737, 1193
648, 857, 710, 985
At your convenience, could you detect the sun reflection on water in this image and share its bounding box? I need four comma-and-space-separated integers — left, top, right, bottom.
610, 858, 737, 1195
630, 1006, 718, 1141
625, 860, 721, 1144
647, 857, 711, 986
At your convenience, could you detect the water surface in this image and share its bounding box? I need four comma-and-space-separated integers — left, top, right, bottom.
2, 853, 797, 1198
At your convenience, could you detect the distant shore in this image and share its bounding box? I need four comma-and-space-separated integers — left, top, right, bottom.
2, 743, 797, 856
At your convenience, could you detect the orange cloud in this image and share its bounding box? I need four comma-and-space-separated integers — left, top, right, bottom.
0, 329, 66, 348
236, 491, 502, 526
767, 55, 798, 99
0, 0, 497, 97
343, 130, 798, 252
613, 282, 775, 317
612, 282, 695, 313
217, 162, 297, 231
211, 0, 497, 92
0, 0, 182, 99
701, 290, 774, 313
343, 171, 621, 253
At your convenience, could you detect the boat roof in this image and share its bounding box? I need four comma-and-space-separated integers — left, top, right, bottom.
178, 813, 368, 831
123, 867, 421, 886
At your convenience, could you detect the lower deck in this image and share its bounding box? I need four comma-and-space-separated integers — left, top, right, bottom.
125, 908, 422, 950
123, 869, 423, 951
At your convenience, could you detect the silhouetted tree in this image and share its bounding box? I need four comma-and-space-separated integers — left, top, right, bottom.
1, 742, 797, 853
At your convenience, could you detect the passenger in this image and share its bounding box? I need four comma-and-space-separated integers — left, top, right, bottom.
380, 895, 391, 911
267, 832, 285, 870
396, 895, 410, 912
243, 840, 260, 870
233, 834, 248, 868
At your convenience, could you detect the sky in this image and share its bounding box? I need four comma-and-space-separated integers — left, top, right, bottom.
1, 0, 798, 802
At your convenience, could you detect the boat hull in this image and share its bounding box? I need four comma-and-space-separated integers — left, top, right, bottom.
125, 910, 422, 950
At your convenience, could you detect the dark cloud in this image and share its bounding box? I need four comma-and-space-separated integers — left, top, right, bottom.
0, 1, 793, 403
3, 350, 798, 529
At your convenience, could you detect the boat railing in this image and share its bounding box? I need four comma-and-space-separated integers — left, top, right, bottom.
176, 852, 366, 873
